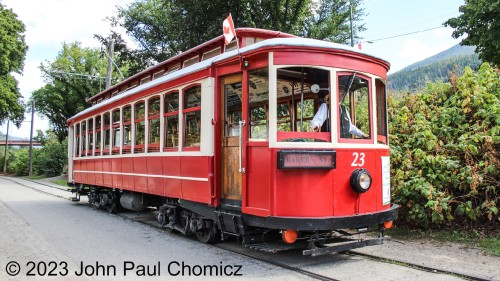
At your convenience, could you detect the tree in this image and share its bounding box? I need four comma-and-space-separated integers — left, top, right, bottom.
445, 0, 500, 67
31, 42, 129, 142
115, 0, 365, 73
303, 0, 365, 44
0, 3, 28, 126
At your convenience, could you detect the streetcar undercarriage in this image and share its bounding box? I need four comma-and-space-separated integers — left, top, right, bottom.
72, 185, 398, 256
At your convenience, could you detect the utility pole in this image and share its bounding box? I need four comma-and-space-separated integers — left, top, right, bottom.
29, 100, 35, 176
105, 35, 115, 89
349, 1, 354, 47
3, 118, 10, 174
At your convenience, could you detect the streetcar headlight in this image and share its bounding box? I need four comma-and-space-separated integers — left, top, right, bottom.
350, 169, 372, 193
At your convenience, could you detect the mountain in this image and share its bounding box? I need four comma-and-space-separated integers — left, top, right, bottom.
388, 44, 481, 92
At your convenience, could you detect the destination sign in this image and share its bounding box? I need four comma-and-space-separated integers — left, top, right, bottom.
277, 151, 336, 169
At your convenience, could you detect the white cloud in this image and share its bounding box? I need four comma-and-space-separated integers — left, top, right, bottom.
3, 0, 134, 50
1, 0, 135, 138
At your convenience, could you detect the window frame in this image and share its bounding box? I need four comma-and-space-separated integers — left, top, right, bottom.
95, 114, 102, 156
147, 95, 161, 152
111, 109, 121, 154
163, 91, 180, 151
182, 84, 202, 151
102, 112, 111, 155
122, 104, 132, 154
133, 100, 146, 153
336, 72, 374, 144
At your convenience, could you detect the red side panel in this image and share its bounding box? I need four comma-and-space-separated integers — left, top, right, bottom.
180, 156, 211, 204
147, 157, 163, 195
244, 146, 271, 216
74, 161, 81, 182
121, 157, 134, 190
111, 158, 121, 188
103, 158, 113, 187
86, 160, 95, 185
134, 157, 148, 193
162, 156, 182, 198
95, 159, 103, 186
79, 160, 87, 183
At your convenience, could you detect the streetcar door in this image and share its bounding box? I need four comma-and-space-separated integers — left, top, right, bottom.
220, 74, 244, 208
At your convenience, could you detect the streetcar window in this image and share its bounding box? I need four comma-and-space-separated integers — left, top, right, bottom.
275, 67, 329, 142
122, 105, 132, 154
75, 124, 80, 157
376, 79, 388, 144
88, 118, 94, 156
338, 74, 371, 140
81, 121, 86, 156
164, 92, 179, 149
183, 86, 201, 148
148, 96, 161, 152
223, 77, 242, 137
103, 113, 110, 155
95, 115, 101, 154
249, 68, 268, 140
134, 101, 146, 152
112, 109, 121, 153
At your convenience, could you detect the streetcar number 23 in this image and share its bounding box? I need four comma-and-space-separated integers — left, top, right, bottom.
351, 152, 365, 167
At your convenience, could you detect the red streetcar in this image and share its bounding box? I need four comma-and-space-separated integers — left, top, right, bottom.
67, 28, 398, 256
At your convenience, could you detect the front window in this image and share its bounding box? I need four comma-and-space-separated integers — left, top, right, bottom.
183, 86, 201, 148
376, 79, 388, 144
275, 67, 329, 142
338, 73, 371, 141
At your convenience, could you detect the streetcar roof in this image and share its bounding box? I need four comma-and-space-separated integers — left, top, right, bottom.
70, 37, 389, 121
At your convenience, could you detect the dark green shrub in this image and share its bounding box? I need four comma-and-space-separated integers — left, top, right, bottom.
389, 63, 499, 227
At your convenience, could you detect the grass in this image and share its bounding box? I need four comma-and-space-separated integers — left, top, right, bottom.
23, 175, 46, 180
51, 179, 68, 187
385, 227, 500, 257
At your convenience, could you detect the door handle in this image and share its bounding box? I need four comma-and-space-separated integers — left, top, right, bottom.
238, 120, 246, 173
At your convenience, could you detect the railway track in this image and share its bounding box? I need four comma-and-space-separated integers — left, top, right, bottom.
7, 177, 494, 281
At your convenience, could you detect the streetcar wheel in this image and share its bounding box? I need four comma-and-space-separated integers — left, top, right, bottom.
196, 224, 219, 244
107, 202, 117, 214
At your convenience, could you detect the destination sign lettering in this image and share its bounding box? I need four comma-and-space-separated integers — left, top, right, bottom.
278, 151, 336, 169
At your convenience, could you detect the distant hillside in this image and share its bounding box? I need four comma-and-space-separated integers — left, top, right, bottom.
388, 45, 481, 91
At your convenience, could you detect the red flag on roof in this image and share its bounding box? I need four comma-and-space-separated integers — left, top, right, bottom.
223, 14, 236, 45
358, 42, 362, 50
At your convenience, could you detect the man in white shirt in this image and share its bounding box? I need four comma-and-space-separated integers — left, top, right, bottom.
311, 91, 368, 138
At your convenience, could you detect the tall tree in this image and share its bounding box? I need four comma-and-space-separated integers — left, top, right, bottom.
0, 3, 28, 126
31, 42, 129, 142
303, 0, 365, 44
445, 0, 500, 67
116, 0, 365, 74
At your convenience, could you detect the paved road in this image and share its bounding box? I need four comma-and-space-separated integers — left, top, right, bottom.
0, 177, 466, 281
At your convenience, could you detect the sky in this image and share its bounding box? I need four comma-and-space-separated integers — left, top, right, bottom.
1, 0, 466, 139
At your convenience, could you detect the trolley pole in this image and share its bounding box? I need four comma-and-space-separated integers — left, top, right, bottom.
28, 100, 35, 176
3, 118, 10, 174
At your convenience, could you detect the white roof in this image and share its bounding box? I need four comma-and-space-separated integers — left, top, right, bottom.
70, 37, 388, 121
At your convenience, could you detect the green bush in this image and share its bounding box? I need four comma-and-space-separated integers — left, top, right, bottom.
33, 138, 67, 177
389, 63, 499, 227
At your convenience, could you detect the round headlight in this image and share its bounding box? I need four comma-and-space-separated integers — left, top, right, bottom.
350, 169, 372, 193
